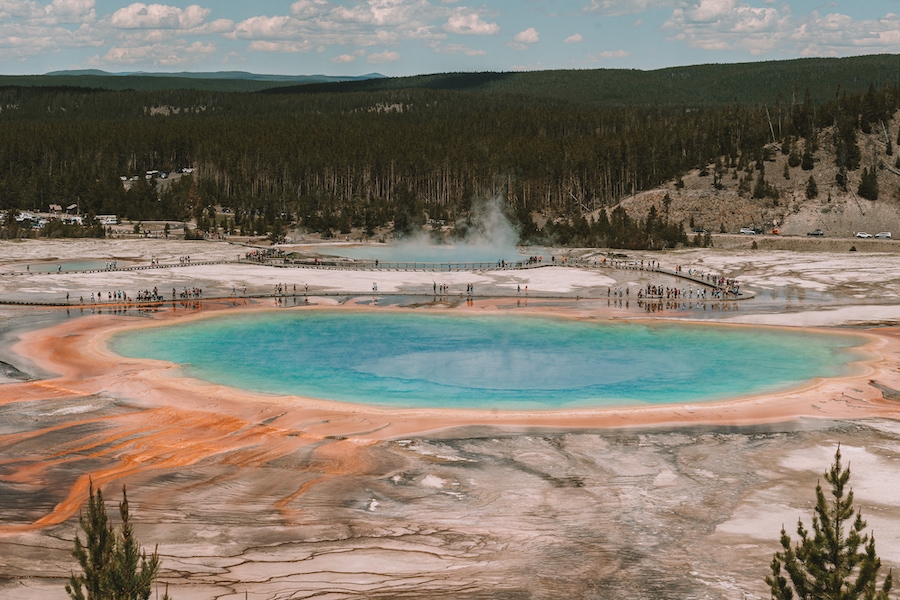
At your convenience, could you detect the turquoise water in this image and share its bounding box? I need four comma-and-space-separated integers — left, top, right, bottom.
111, 312, 866, 410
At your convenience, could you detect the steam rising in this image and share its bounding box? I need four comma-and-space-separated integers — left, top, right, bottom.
453, 197, 521, 251
375, 197, 524, 263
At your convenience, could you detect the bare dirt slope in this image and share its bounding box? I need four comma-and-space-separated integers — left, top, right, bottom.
611, 117, 900, 238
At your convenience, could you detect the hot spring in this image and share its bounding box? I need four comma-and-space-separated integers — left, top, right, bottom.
305, 198, 540, 266
311, 243, 544, 266
110, 312, 866, 410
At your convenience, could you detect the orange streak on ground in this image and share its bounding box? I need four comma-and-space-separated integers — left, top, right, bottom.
273, 439, 381, 521
275, 475, 333, 520
0, 395, 330, 533
0, 409, 328, 532
0, 413, 130, 465
0, 381, 91, 406
1, 305, 900, 535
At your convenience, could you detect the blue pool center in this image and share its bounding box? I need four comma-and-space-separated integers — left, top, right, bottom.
111, 311, 866, 410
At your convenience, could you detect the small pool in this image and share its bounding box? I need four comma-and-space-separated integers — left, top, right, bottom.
110, 312, 867, 410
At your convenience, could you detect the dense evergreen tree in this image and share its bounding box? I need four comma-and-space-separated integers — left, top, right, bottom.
766, 446, 893, 600
835, 119, 862, 172
858, 167, 879, 200
66, 482, 115, 600
805, 175, 818, 200
836, 167, 849, 192
66, 482, 171, 600
788, 143, 802, 168
801, 145, 815, 170
753, 165, 778, 200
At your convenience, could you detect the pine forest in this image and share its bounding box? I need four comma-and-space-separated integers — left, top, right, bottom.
2, 54, 900, 249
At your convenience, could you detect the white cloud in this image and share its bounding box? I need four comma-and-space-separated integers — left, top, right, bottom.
230, 15, 297, 40
90, 39, 215, 66
50, 2, 229, 69
583, 0, 676, 17
444, 9, 499, 35
291, 0, 428, 28
514, 27, 538, 44
792, 11, 900, 57
367, 49, 399, 63
406, 24, 443, 39
248, 39, 312, 52
0, 1, 231, 67
330, 52, 356, 62
109, 3, 209, 30
190, 18, 233, 35
0, 21, 100, 59
685, 0, 735, 23
662, 2, 900, 58
663, 0, 790, 55
368, 0, 416, 25
230, 0, 448, 54
289, 0, 329, 18
375, 28, 399, 43
0, 0, 95, 25
330, 0, 419, 26
564, 32, 582, 43
508, 26, 538, 50
0, 1, 47, 21
731, 5, 779, 33
0, 2, 103, 61
49, 0, 95, 24
330, 48, 364, 62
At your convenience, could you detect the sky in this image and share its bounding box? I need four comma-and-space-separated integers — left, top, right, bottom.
2, 0, 900, 77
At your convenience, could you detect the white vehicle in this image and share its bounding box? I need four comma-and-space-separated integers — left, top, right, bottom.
739, 227, 756, 235
875, 231, 892, 239
855, 232, 872, 238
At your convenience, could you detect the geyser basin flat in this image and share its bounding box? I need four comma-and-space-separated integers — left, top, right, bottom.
4, 259, 113, 273
312, 243, 543, 264
111, 312, 866, 410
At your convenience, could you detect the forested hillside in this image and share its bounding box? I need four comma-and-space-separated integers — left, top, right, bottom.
1, 55, 899, 248
270, 54, 900, 108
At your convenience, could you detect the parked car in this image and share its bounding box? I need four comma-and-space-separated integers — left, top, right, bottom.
807, 229, 824, 236
875, 231, 892, 239
739, 227, 756, 235
856, 232, 872, 238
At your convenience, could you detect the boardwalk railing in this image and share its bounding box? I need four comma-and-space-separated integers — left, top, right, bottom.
258, 259, 546, 271
0, 260, 230, 276
0, 255, 749, 307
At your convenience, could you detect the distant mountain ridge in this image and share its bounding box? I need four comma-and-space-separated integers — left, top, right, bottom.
1, 70, 385, 92
45, 69, 385, 83
3, 53, 900, 105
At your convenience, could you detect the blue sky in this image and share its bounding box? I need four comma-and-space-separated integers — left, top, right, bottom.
2, 1, 900, 76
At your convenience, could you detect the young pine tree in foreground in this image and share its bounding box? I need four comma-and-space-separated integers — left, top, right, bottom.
766, 445, 893, 599
66, 482, 171, 600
